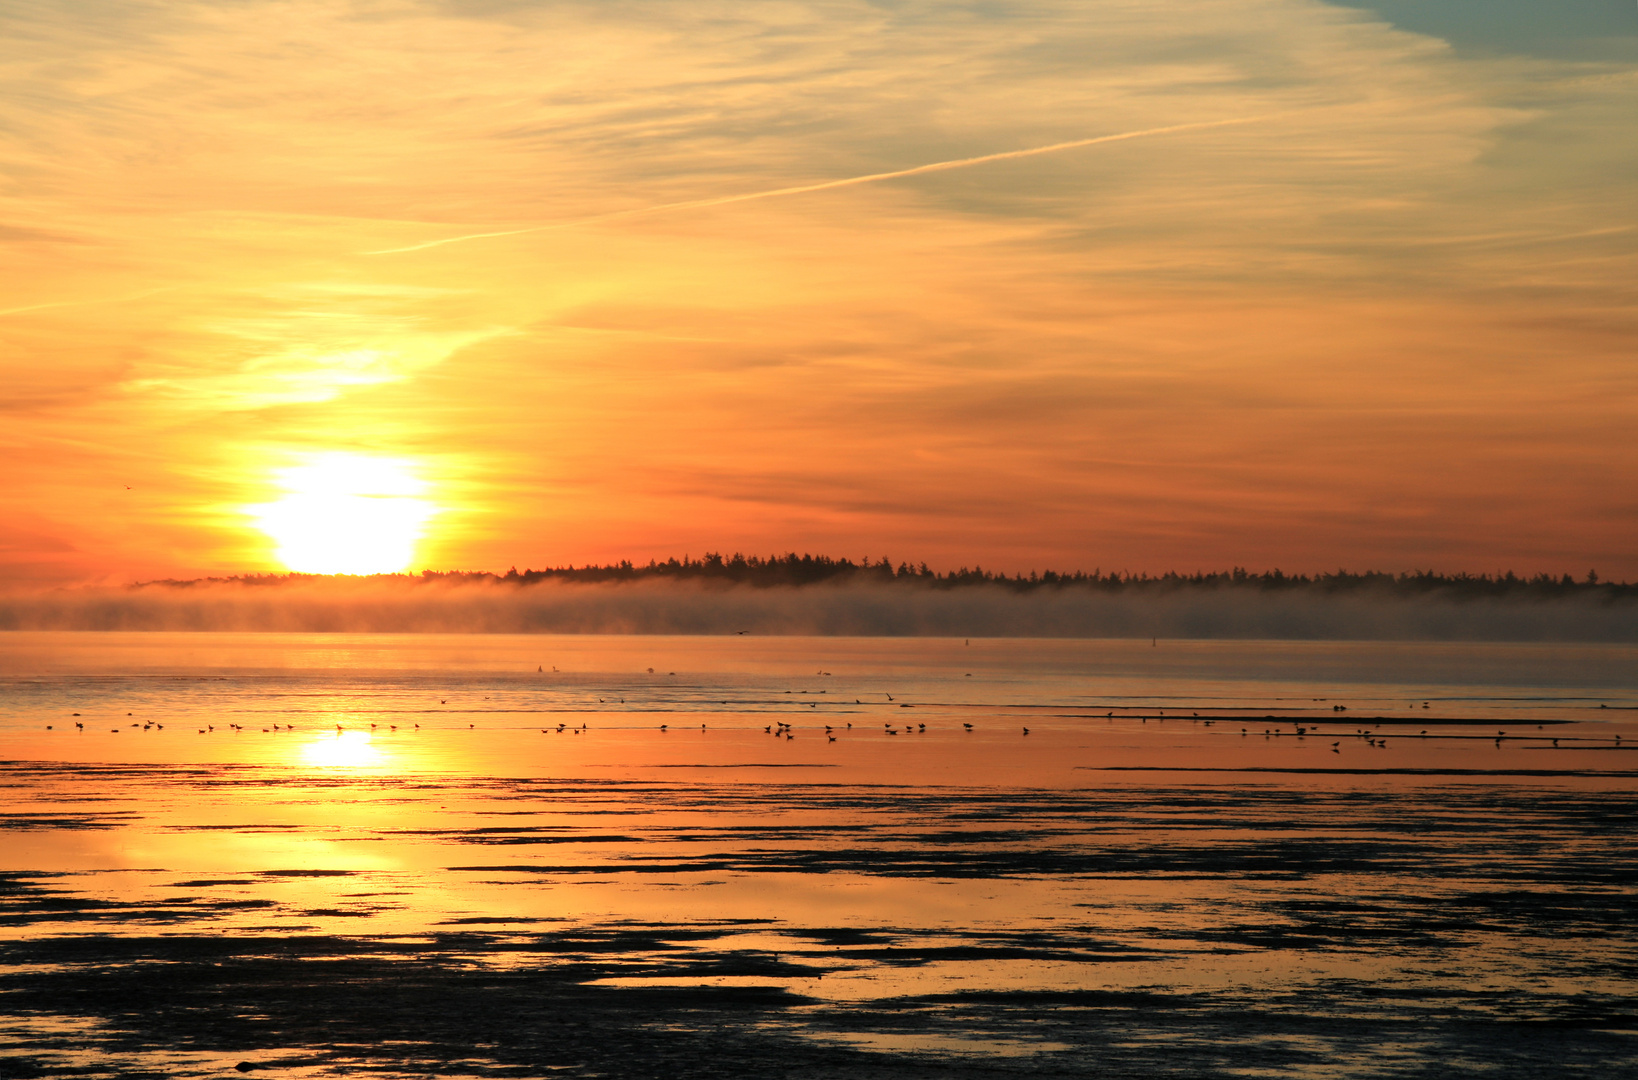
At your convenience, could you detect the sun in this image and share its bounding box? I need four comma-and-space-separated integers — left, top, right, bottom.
249, 453, 438, 574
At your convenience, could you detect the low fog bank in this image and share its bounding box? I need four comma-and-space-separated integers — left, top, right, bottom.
2, 579, 1635, 641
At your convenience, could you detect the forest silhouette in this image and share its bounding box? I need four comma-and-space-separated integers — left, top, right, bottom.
144, 554, 1633, 602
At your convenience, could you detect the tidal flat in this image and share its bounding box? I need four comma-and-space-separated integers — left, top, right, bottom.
1, 633, 1635, 1078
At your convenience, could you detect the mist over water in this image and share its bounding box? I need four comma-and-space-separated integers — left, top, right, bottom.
4, 578, 1636, 640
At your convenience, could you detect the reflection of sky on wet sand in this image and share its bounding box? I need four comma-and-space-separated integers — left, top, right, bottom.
1, 633, 1635, 1076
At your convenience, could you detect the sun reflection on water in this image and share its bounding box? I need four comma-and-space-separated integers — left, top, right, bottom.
301, 730, 385, 768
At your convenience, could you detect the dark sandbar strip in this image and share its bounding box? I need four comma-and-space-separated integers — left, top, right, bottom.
1080, 766, 1638, 777
594, 763, 840, 769
1061, 716, 1577, 726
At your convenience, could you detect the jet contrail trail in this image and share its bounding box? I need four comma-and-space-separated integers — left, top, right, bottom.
0, 286, 179, 320
366, 114, 1272, 256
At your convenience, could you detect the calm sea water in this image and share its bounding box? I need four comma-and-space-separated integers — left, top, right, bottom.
2, 633, 1635, 1078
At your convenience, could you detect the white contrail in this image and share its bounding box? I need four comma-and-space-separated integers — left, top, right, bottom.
0, 286, 178, 320
365, 114, 1272, 256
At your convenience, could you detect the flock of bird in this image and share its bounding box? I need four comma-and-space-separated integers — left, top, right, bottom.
49, 693, 1036, 740
56, 712, 163, 734
46, 686, 1626, 750
51, 714, 434, 736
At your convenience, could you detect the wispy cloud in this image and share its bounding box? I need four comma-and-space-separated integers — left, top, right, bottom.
0, 0, 1633, 583
365, 115, 1280, 255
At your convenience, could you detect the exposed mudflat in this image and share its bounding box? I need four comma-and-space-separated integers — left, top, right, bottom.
3, 767, 1635, 1079
1, 634, 1635, 1077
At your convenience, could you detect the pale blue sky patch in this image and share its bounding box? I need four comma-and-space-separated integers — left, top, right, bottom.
1334, 0, 1638, 59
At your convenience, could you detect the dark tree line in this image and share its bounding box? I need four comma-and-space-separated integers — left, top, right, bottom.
143, 553, 1635, 601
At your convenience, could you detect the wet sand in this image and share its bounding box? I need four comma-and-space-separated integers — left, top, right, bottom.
2, 633, 1635, 1078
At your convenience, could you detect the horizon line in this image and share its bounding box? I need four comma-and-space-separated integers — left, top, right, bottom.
117, 557, 1628, 591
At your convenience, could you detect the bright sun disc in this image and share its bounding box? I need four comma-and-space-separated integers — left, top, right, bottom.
250, 453, 437, 574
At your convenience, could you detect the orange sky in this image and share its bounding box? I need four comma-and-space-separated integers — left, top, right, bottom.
2, 0, 1635, 585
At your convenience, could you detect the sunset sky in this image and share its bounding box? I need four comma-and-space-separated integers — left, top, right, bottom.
3, 0, 1635, 585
